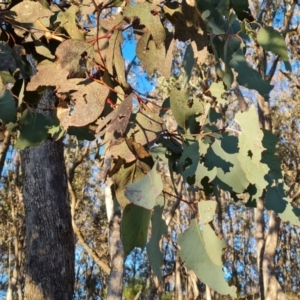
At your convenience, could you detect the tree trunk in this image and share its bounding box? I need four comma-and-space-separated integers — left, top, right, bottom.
256, 94, 287, 300
255, 196, 265, 299
20, 88, 74, 300
106, 183, 124, 300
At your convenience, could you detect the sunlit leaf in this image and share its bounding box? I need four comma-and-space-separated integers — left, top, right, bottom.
11, 1, 53, 23
206, 137, 249, 193
209, 81, 226, 104
178, 219, 236, 297
125, 162, 163, 210
123, 2, 166, 46
55, 4, 85, 40
146, 195, 167, 280
113, 161, 152, 208
235, 105, 269, 189
257, 27, 289, 62
170, 88, 204, 130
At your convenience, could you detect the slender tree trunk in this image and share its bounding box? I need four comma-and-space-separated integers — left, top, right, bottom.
20, 88, 74, 300
106, 183, 124, 300
206, 285, 212, 300
188, 270, 199, 299
257, 95, 287, 300
175, 208, 183, 300
255, 196, 265, 299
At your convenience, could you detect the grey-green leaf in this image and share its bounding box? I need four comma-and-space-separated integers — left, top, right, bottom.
15, 109, 53, 150
257, 26, 289, 62
178, 219, 236, 296
125, 162, 163, 210
146, 196, 168, 280
0, 89, 17, 124
121, 204, 151, 257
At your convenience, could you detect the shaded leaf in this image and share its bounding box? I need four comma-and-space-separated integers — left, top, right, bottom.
222, 64, 233, 88
0, 41, 16, 72
15, 109, 53, 149
0, 89, 17, 124
164, 1, 207, 64
182, 43, 195, 87
195, 0, 219, 12
95, 93, 133, 143
122, 204, 151, 256
231, 0, 254, 21
230, 47, 273, 99
265, 180, 300, 225
68, 126, 95, 141
108, 106, 165, 162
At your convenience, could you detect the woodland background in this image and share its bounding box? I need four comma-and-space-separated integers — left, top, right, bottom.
0, 0, 300, 299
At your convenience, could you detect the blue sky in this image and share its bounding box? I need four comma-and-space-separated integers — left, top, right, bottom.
121, 28, 156, 95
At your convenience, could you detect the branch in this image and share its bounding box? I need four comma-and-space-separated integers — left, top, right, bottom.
231, 81, 248, 112
266, 56, 279, 82
279, 70, 300, 89
67, 142, 90, 182
67, 143, 111, 274
165, 176, 184, 226
68, 180, 110, 274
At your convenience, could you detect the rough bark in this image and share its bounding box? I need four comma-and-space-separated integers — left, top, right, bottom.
20, 88, 74, 300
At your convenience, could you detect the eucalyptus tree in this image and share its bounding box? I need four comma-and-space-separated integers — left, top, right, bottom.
0, 0, 299, 299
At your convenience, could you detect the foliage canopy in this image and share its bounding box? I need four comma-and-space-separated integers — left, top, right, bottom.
0, 0, 298, 296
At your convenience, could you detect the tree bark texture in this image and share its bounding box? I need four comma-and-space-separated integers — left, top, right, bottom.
106, 183, 124, 300
20, 88, 74, 300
